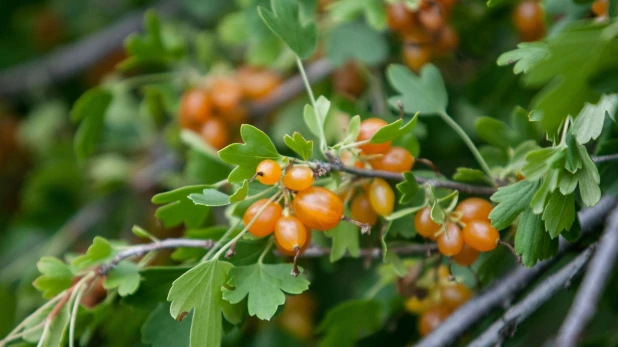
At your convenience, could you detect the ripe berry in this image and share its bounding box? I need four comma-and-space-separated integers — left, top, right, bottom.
368, 178, 395, 217
513, 1, 545, 42
276, 227, 312, 256
350, 191, 379, 226
209, 77, 242, 112
243, 199, 283, 237
223, 104, 248, 126
415, 207, 441, 240
357, 118, 391, 154
256, 160, 282, 185
200, 118, 229, 150
402, 44, 432, 72
333, 61, 367, 99
283, 166, 315, 191
275, 216, 308, 253
236, 67, 281, 100
179, 88, 212, 130
435, 25, 459, 53
418, 4, 445, 32
439, 283, 472, 310
340, 151, 364, 168
452, 243, 480, 266
436, 223, 464, 256
386, 3, 417, 34
455, 197, 493, 224
418, 305, 451, 336
592, 0, 608, 17
292, 186, 344, 230
369, 146, 415, 173
405, 294, 436, 315
463, 220, 500, 252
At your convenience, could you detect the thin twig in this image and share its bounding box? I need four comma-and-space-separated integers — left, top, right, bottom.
591, 153, 618, 164
282, 244, 436, 258
319, 161, 497, 195
554, 205, 618, 347
415, 196, 618, 347
466, 245, 596, 347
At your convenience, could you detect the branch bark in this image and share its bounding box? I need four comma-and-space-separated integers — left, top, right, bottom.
415, 196, 618, 347
591, 153, 618, 164
281, 244, 436, 258
554, 205, 618, 347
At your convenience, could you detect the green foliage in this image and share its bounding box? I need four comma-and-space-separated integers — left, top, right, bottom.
142, 304, 191, 347
475, 117, 522, 149
284, 132, 314, 160
189, 188, 232, 207
72, 237, 114, 270
152, 185, 212, 228
317, 299, 382, 346
303, 96, 331, 149
258, 0, 317, 59
223, 263, 309, 320
572, 94, 618, 144
33, 257, 74, 298
453, 168, 487, 183
71, 88, 113, 159
370, 114, 418, 144
327, 0, 386, 30
326, 209, 360, 262
219, 124, 281, 183
387, 64, 448, 115
229, 180, 250, 203
396, 172, 419, 204
167, 260, 234, 347
515, 210, 559, 267
325, 22, 387, 66
104, 261, 142, 296
521, 147, 566, 181
497, 42, 549, 75
542, 191, 576, 238
489, 180, 540, 230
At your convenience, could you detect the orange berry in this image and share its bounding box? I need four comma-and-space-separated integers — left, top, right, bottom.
387, 3, 417, 34
463, 220, 500, 252
513, 1, 545, 42
452, 243, 480, 266
350, 191, 379, 226
418, 4, 445, 32
418, 305, 450, 336
435, 25, 459, 53
368, 178, 395, 217
200, 118, 229, 150
275, 216, 308, 253
236, 67, 281, 100
592, 0, 608, 17
357, 118, 391, 154
276, 227, 312, 256
369, 146, 414, 173
209, 77, 242, 113
439, 283, 472, 310
402, 44, 432, 72
243, 199, 283, 237
415, 207, 441, 240
256, 160, 282, 185
292, 187, 344, 231
455, 198, 493, 224
333, 61, 367, 98
179, 88, 212, 130
283, 166, 315, 191
437, 223, 464, 256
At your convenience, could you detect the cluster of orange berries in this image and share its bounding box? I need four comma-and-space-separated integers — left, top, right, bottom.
416, 197, 497, 265
178, 67, 281, 149
386, 0, 459, 72
512, 0, 545, 42
405, 265, 473, 336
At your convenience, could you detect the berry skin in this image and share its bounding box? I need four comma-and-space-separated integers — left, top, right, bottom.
402, 44, 432, 72
200, 118, 229, 150
292, 187, 344, 231
512, 1, 545, 42
418, 305, 451, 336
439, 283, 472, 310
236, 67, 281, 100
435, 25, 459, 53
368, 178, 395, 217
276, 227, 312, 256
351, 191, 379, 226
209, 77, 242, 113
256, 160, 282, 185
452, 243, 480, 266
415, 207, 441, 240
275, 216, 308, 253
243, 199, 283, 237
386, 3, 417, 34
437, 223, 464, 256
179, 88, 212, 130
357, 118, 391, 154
418, 4, 445, 32
340, 151, 364, 168
369, 146, 415, 173
592, 0, 608, 17
405, 294, 436, 315
333, 61, 367, 99
455, 197, 493, 224
283, 166, 315, 192
463, 220, 500, 252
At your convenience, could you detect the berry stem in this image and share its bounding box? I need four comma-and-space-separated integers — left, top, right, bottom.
296, 56, 327, 151
498, 240, 522, 263
258, 238, 274, 265
291, 247, 301, 277
341, 215, 372, 234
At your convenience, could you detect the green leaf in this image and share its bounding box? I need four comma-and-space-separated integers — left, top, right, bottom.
572, 94, 618, 144
387, 64, 448, 115
124, 267, 190, 309
72, 237, 114, 270
41, 296, 72, 346
396, 172, 419, 204
542, 191, 576, 238
219, 124, 281, 183
189, 189, 231, 207
33, 257, 74, 298
497, 42, 549, 75
229, 180, 250, 203
284, 132, 314, 160
521, 147, 566, 181
152, 185, 212, 228
475, 117, 521, 149
258, 0, 317, 59
142, 304, 191, 347
71, 88, 113, 159
338, 115, 361, 146
325, 210, 360, 262
453, 168, 488, 184
317, 299, 382, 346
370, 114, 418, 144
327, 0, 386, 30
575, 142, 601, 206
223, 263, 309, 320
559, 170, 579, 195
530, 169, 560, 214
217, 12, 248, 45
565, 133, 583, 173
325, 22, 387, 66
385, 205, 424, 221
303, 96, 330, 147
104, 261, 141, 296
515, 209, 558, 267
167, 260, 233, 347
489, 180, 540, 230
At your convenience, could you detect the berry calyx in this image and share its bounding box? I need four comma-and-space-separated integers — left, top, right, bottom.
292, 186, 344, 231
243, 199, 283, 237
283, 166, 315, 192
463, 220, 500, 252
256, 159, 282, 185
357, 118, 391, 154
